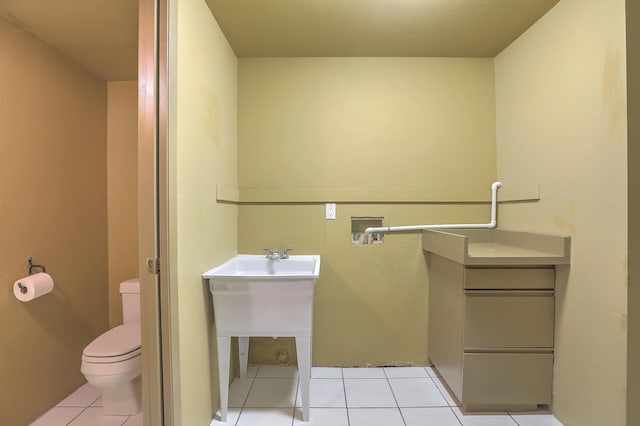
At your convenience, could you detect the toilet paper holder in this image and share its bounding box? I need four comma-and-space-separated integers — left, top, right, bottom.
17, 256, 47, 294
27, 256, 47, 275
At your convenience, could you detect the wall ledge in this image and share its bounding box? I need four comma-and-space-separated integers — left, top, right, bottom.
216, 183, 540, 204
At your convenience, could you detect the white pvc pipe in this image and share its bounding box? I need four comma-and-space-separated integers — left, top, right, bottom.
364, 181, 502, 234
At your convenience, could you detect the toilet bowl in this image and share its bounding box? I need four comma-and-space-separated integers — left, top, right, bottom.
81, 279, 141, 415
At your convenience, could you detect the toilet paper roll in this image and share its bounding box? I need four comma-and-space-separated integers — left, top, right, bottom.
13, 272, 54, 302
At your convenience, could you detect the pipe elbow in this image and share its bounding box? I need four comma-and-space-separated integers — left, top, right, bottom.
492, 181, 502, 190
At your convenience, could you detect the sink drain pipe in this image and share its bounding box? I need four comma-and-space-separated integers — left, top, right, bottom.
364, 182, 502, 234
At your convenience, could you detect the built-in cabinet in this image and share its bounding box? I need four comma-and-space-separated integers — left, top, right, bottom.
423, 229, 570, 411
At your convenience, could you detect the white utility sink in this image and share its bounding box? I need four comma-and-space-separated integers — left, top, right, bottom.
203, 254, 321, 422
205, 254, 320, 279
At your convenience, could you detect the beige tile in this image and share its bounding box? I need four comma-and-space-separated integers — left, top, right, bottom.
245, 378, 298, 408
384, 366, 429, 378
57, 383, 101, 407
451, 407, 518, 425
256, 365, 299, 378
67, 407, 129, 426
509, 412, 564, 426
311, 367, 342, 379
211, 408, 242, 424
344, 378, 396, 407
123, 412, 143, 426
389, 378, 448, 407
236, 408, 294, 426
295, 378, 346, 407
292, 408, 348, 425
342, 367, 385, 379
229, 377, 254, 407
348, 408, 405, 426
30, 407, 84, 426
402, 407, 462, 426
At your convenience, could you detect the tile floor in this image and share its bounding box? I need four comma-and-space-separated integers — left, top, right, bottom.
31, 365, 564, 426
30, 383, 142, 426
212, 365, 565, 426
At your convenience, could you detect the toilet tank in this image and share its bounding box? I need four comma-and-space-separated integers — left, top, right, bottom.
120, 278, 140, 324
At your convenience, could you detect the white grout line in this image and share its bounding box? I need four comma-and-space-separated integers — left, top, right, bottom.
383, 368, 408, 426
48, 366, 563, 426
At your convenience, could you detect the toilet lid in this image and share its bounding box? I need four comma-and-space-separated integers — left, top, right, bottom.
83, 324, 141, 358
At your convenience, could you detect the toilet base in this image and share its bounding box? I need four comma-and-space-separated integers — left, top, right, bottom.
102, 375, 142, 415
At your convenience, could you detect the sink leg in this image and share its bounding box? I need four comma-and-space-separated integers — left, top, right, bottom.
217, 336, 231, 422
295, 335, 311, 421
238, 337, 249, 378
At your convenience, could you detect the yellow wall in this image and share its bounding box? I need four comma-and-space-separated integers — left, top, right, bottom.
238, 58, 496, 365
0, 18, 109, 425
239, 58, 496, 196
239, 203, 491, 366
107, 81, 138, 327
495, 0, 627, 424
171, 0, 238, 423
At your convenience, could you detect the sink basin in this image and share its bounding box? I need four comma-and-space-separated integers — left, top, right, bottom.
203, 254, 321, 336
203, 254, 321, 422
204, 254, 320, 280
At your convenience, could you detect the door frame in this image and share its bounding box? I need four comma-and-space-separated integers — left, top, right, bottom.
138, 0, 174, 424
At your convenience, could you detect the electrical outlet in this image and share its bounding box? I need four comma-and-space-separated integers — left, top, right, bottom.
325, 203, 337, 220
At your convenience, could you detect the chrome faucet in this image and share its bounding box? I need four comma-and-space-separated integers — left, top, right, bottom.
263, 248, 279, 259
280, 248, 292, 259
262, 248, 293, 260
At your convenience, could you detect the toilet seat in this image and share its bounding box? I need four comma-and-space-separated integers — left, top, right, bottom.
82, 324, 141, 364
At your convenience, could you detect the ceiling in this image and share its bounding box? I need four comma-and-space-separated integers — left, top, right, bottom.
0, 0, 560, 81
0, 0, 138, 81
207, 0, 560, 57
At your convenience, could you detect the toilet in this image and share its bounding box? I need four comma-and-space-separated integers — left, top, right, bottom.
81, 278, 142, 415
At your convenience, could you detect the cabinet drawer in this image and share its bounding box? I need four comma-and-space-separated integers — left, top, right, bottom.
464, 291, 554, 349
462, 352, 553, 405
464, 268, 554, 290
